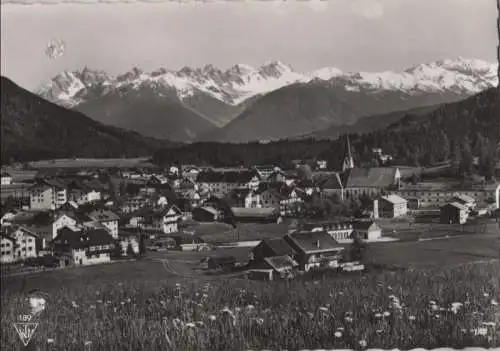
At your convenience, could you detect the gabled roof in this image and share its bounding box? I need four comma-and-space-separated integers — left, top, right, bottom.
319, 173, 344, 190
230, 207, 279, 218
256, 238, 295, 257
344, 167, 399, 188
1, 171, 12, 177
197, 170, 260, 184
86, 210, 120, 222
452, 194, 476, 204
194, 206, 219, 216
442, 202, 468, 211
4, 225, 39, 238
352, 220, 381, 231
381, 194, 407, 205
284, 231, 342, 253
53, 227, 114, 249
264, 255, 298, 271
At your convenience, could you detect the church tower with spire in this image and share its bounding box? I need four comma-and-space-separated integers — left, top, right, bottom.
342, 135, 354, 172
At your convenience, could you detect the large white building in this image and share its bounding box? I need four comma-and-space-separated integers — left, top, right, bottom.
0, 226, 39, 263
30, 181, 68, 211
379, 195, 408, 218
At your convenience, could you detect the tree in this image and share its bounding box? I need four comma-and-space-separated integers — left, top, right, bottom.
126, 242, 136, 258
350, 232, 368, 263
459, 143, 474, 176
113, 242, 123, 258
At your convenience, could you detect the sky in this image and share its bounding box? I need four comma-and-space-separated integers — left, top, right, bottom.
1, 0, 498, 90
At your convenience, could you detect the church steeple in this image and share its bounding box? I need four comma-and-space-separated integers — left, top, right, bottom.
342, 135, 354, 172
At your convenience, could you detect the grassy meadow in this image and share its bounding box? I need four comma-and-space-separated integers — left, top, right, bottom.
1, 259, 499, 351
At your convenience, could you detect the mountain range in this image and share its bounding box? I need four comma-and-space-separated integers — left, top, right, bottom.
0, 77, 175, 163
36, 57, 498, 142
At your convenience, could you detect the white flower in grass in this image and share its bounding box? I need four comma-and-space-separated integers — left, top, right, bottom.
29, 297, 46, 315
120, 301, 125, 306
435, 314, 440, 319
374, 313, 382, 318
255, 317, 264, 325
84, 341, 92, 347
184, 322, 196, 329
235, 307, 241, 313
345, 316, 353, 323
334, 331, 342, 338
126, 298, 131, 303
472, 327, 488, 336
429, 300, 436, 305
71, 301, 78, 308
482, 322, 496, 327
47, 338, 55, 344
431, 304, 438, 311
319, 306, 328, 312
450, 302, 463, 314
337, 327, 345, 331
491, 299, 498, 306
483, 292, 489, 297
376, 329, 383, 334
246, 304, 255, 311
383, 311, 390, 317
90, 304, 96, 309
408, 315, 416, 321
196, 321, 205, 328
359, 340, 367, 347
160, 300, 166, 306
97, 299, 103, 304
307, 312, 314, 319
208, 314, 217, 321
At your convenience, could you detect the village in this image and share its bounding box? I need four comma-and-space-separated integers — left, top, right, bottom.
1, 138, 499, 281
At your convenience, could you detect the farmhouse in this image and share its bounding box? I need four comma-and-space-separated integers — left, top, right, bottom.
52, 227, 114, 266
67, 181, 101, 205
229, 188, 262, 208
283, 231, 344, 272
86, 210, 120, 239
247, 256, 298, 280
171, 234, 210, 252
197, 170, 261, 197
451, 194, 476, 210
379, 194, 408, 218
116, 231, 140, 257
135, 205, 182, 233
1, 171, 13, 185
29, 180, 68, 210
0, 226, 39, 263
440, 202, 469, 225
249, 238, 295, 263
352, 220, 382, 241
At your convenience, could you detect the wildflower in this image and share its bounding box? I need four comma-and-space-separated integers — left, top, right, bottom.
208, 315, 216, 321
97, 299, 103, 303
184, 322, 196, 328
319, 306, 328, 312
160, 300, 166, 307
120, 301, 125, 306
408, 315, 416, 321
307, 312, 314, 319
429, 300, 436, 305
29, 297, 46, 315
89, 304, 96, 309
374, 313, 382, 318
376, 329, 383, 334
196, 321, 205, 328
450, 302, 463, 314
255, 317, 264, 325
482, 322, 496, 327
334, 331, 342, 338
491, 299, 498, 306
431, 304, 438, 311
359, 340, 367, 347
246, 304, 255, 311
126, 298, 131, 303
345, 316, 353, 323
483, 292, 489, 297
383, 311, 390, 317
71, 301, 78, 308
235, 307, 241, 313
472, 327, 488, 336
84, 341, 92, 347
47, 338, 55, 344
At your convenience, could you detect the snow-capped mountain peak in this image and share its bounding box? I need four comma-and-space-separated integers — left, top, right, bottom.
37, 57, 497, 109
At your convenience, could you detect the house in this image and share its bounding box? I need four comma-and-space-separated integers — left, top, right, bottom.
192, 206, 219, 222
67, 181, 101, 205
297, 222, 354, 241
136, 205, 182, 233
230, 207, 281, 223
249, 237, 295, 263
267, 170, 287, 183
171, 234, 210, 252
197, 170, 261, 197
0, 235, 15, 263
343, 167, 401, 198
120, 196, 149, 214
116, 231, 140, 257
86, 210, 120, 238
316, 160, 328, 170
1, 172, 13, 185
229, 188, 262, 208
440, 202, 469, 225
379, 195, 408, 218
1, 210, 18, 227
9, 211, 79, 248
29, 180, 68, 210
283, 231, 344, 271
52, 227, 114, 266
247, 255, 298, 280
1, 226, 39, 263
352, 220, 382, 240
253, 165, 281, 181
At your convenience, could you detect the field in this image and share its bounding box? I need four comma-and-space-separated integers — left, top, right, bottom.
2, 228, 500, 350
26, 157, 155, 169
